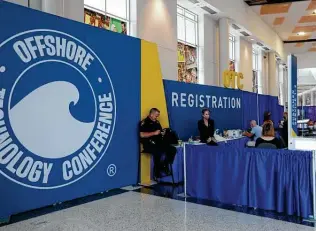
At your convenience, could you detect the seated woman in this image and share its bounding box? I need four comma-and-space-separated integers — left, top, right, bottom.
255, 121, 282, 149
198, 108, 218, 146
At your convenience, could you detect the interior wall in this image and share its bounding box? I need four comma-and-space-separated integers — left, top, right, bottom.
135, 0, 177, 81
238, 38, 253, 92
204, 0, 287, 62
296, 53, 316, 69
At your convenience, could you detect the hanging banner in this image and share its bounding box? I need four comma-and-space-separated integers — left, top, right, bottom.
164, 80, 242, 140
288, 54, 298, 149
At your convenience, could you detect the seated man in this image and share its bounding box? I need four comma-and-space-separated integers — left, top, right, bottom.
243, 120, 262, 147
139, 108, 176, 179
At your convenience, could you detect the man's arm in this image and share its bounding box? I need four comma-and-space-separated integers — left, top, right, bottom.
243, 131, 254, 138
140, 130, 160, 138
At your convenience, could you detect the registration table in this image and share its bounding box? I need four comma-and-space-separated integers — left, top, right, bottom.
184, 144, 313, 218
156, 137, 248, 184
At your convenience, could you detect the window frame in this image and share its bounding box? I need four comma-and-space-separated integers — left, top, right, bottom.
177, 5, 199, 84
177, 5, 198, 47
252, 48, 259, 93
252, 48, 259, 71
229, 34, 235, 62
84, 0, 130, 34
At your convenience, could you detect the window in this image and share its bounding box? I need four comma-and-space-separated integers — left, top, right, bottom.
252, 48, 259, 93
252, 49, 259, 72
84, 0, 129, 35
177, 5, 198, 83
229, 35, 235, 62
278, 64, 285, 105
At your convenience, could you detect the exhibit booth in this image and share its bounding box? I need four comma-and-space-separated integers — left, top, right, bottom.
1, 1, 316, 223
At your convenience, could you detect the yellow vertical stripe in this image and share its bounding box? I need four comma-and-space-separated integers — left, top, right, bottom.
141, 40, 169, 128
140, 40, 169, 184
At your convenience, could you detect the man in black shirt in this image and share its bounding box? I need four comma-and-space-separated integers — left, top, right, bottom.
139, 108, 176, 178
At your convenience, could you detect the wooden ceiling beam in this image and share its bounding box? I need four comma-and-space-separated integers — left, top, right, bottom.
284, 38, 316, 43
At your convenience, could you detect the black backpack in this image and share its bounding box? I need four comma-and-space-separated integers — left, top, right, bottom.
162, 128, 179, 145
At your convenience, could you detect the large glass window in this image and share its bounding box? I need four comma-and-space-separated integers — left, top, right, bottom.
229, 35, 235, 62
252, 49, 259, 72
252, 48, 259, 93
177, 6, 198, 83
84, 0, 129, 35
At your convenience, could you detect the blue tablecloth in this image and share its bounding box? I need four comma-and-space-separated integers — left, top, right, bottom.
185, 145, 313, 218
154, 137, 248, 184
218, 137, 248, 148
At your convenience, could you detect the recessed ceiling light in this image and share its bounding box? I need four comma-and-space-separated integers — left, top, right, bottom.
313, 10, 316, 15
250, 38, 254, 41
297, 32, 305, 36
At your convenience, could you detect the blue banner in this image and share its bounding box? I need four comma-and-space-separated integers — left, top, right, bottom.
164, 80, 243, 140
0, 2, 140, 219
289, 55, 298, 137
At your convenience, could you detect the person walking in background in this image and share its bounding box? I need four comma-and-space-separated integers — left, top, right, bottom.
263, 111, 272, 124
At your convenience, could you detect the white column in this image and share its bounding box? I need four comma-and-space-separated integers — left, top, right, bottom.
283, 67, 288, 105
268, 52, 278, 96
302, 93, 306, 106
42, 0, 83, 22
219, 18, 230, 87
135, 0, 177, 81
311, 91, 314, 106
198, 14, 217, 86
237, 37, 253, 92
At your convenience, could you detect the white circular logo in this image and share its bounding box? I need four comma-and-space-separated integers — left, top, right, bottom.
107, 164, 116, 177
0, 29, 116, 189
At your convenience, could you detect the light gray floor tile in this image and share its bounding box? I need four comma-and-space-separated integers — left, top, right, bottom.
1, 191, 315, 231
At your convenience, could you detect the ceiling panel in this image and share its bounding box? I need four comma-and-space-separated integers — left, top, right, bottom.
249, 0, 316, 54
260, 3, 292, 15
273, 17, 285, 25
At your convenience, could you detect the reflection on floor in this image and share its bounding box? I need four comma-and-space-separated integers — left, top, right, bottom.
0, 183, 315, 231
136, 183, 314, 227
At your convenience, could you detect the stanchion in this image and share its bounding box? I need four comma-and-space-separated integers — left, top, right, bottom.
184, 143, 187, 198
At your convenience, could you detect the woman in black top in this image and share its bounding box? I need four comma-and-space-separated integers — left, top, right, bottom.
198, 109, 218, 146
255, 121, 282, 149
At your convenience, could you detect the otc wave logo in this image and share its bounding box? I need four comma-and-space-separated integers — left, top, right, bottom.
0, 29, 116, 189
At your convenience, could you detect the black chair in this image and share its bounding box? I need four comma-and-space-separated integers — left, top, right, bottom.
153, 153, 175, 185
139, 150, 175, 185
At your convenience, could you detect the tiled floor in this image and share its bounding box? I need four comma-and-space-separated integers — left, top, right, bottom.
1, 185, 316, 231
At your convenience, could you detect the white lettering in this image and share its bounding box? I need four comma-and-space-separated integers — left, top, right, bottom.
188, 94, 194, 107
180, 93, 186, 107
13, 41, 32, 63
172, 92, 178, 107
14, 35, 94, 71
212, 96, 217, 108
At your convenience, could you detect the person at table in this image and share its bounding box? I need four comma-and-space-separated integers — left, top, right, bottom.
255, 121, 282, 149
243, 120, 262, 147
263, 111, 272, 124
198, 108, 218, 146
139, 108, 176, 178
